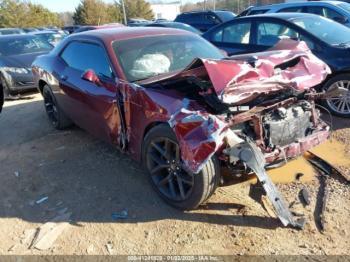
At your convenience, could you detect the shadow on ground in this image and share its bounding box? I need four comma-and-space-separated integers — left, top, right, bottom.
0, 95, 283, 230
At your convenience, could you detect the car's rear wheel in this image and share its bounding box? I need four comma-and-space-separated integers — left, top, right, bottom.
323, 74, 350, 118
142, 124, 220, 210
42, 85, 72, 129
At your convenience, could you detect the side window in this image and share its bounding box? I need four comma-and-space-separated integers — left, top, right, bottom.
324, 7, 346, 22
257, 22, 300, 46
307, 6, 325, 16
278, 6, 304, 13
212, 22, 251, 44
192, 14, 205, 23
205, 14, 220, 24
61, 41, 113, 79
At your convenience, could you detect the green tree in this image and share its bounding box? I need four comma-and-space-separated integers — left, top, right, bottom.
0, 0, 62, 28
116, 0, 154, 21
73, 0, 121, 25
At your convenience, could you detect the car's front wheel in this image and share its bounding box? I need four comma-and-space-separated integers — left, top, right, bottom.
42, 85, 72, 129
0, 74, 11, 98
142, 124, 220, 210
323, 74, 350, 118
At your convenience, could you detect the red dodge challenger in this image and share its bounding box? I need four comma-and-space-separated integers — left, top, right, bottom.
32, 27, 333, 228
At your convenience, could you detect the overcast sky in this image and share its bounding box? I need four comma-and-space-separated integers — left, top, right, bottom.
32, 0, 199, 13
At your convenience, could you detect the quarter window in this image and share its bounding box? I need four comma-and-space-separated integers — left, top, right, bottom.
61, 41, 113, 79
212, 22, 251, 44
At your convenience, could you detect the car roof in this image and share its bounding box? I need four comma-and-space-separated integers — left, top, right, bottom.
0, 28, 22, 31
251, 0, 345, 10
242, 12, 322, 20
73, 27, 193, 42
31, 30, 59, 34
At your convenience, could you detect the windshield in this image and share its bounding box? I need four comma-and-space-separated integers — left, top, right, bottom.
291, 16, 350, 46
0, 36, 53, 56
113, 35, 224, 82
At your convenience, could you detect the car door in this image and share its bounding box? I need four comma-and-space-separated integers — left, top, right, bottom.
206, 20, 259, 55
58, 40, 121, 143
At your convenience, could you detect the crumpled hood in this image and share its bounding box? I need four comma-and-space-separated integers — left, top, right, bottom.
200, 39, 331, 104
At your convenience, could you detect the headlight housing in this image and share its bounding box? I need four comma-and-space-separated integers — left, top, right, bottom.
2, 67, 31, 74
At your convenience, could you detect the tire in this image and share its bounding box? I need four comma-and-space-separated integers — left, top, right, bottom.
0, 84, 3, 113
42, 85, 72, 129
322, 74, 350, 118
142, 124, 220, 210
0, 74, 11, 98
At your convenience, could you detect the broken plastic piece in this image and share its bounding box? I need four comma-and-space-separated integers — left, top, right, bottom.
224, 141, 305, 229
299, 187, 311, 206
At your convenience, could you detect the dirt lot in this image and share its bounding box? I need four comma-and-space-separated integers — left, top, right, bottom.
0, 93, 349, 255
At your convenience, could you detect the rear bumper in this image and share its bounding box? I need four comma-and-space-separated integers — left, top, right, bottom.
264, 129, 330, 163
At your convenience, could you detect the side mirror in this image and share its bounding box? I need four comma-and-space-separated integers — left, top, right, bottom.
81, 69, 101, 86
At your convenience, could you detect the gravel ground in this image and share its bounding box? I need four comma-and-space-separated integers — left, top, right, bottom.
0, 93, 349, 255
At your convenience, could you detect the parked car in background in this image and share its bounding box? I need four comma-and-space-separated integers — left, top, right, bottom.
127, 18, 151, 27
63, 25, 81, 34
0, 28, 24, 35
146, 21, 201, 34
203, 13, 350, 117
241, 1, 350, 27
73, 24, 124, 33
0, 34, 54, 98
32, 28, 331, 229
22, 28, 39, 33
31, 30, 68, 46
174, 10, 236, 32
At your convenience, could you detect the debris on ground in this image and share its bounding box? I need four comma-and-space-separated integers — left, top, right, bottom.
20, 228, 37, 248
35, 196, 48, 204
111, 209, 128, 220
14, 171, 20, 177
295, 173, 304, 181
299, 188, 311, 206
105, 242, 114, 254
30, 212, 71, 250
306, 151, 350, 183
319, 177, 329, 232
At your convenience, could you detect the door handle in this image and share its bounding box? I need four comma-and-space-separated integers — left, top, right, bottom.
60, 75, 68, 81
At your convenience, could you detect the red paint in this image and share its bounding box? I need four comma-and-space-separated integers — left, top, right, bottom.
32, 28, 331, 175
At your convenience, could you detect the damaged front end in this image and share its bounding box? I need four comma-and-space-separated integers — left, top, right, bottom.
141, 40, 332, 228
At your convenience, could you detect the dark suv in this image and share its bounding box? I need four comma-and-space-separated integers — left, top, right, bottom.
174, 10, 236, 32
